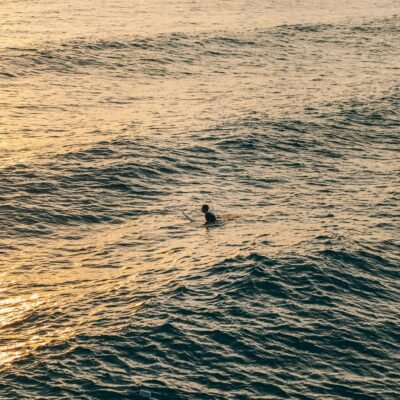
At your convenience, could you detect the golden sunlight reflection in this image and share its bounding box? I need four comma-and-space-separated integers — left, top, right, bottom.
0, 325, 76, 369
0, 294, 42, 328
0, 294, 74, 369
0, 286, 145, 370
0, 242, 147, 370
0, 207, 320, 361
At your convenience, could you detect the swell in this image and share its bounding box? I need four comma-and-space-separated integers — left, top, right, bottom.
1, 82, 398, 239
0, 134, 227, 238
2, 244, 399, 399
0, 15, 398, 79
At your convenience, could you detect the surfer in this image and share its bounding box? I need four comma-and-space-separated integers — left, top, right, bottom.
201, 204, 217, 225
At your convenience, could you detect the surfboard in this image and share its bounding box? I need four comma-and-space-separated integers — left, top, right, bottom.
181, 211, 195, 222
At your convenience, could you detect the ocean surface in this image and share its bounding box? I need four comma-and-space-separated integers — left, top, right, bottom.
1, 1, 399, 399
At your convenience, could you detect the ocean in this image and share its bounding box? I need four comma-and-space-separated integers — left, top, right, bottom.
0, 1, 399, 399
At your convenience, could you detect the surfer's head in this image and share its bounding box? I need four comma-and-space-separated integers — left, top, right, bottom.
201, 204, 209, 214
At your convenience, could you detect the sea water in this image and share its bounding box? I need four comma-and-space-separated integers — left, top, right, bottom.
0, 1, 399, 399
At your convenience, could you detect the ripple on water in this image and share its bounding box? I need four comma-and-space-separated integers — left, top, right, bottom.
0, 6, 399, 400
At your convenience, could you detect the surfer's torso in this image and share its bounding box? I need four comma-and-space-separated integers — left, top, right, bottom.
205, 211, 217, 224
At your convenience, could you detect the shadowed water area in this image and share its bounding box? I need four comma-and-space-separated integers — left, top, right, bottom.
0, 1, 399, 399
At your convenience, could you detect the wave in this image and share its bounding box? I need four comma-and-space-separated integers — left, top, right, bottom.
1, 75, 398, 238
2, 246, 399, 399
1, 15, 398, 79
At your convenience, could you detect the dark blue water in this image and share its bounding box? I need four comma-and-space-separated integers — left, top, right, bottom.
0, 1, 399, 399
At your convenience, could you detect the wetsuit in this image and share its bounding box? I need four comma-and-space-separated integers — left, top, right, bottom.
205, 211, 217, 224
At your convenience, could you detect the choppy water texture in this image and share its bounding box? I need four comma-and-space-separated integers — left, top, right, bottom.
1, 1, 400, 399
